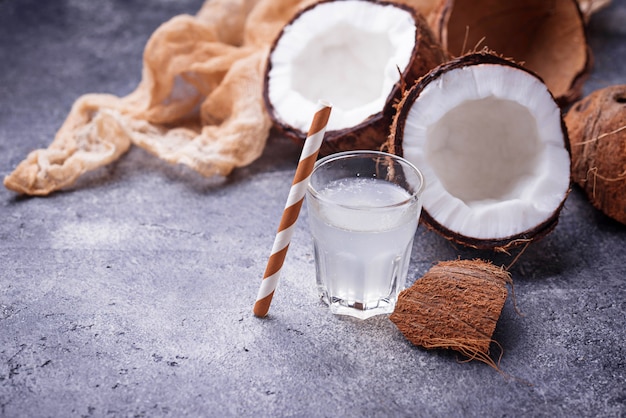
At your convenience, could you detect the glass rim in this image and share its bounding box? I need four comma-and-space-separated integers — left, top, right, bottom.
307, 150, 425, 210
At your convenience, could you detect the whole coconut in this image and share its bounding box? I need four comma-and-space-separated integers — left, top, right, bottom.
565, 85, 626, 225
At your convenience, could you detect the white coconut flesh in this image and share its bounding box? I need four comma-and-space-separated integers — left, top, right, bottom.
267, 0, 416, 132
401, 64, 570, 240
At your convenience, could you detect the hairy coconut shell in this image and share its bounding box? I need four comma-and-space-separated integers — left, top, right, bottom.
389, 52, 571, 251
433, 0, 591, 106
390, 259, 511, 364
263, 0, 447, 156
565, 84, 626, 225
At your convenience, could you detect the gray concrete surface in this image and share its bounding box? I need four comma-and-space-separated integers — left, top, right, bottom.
1, 0, 625, 417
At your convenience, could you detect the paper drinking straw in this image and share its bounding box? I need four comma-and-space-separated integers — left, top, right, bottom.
253, 101, 332, 317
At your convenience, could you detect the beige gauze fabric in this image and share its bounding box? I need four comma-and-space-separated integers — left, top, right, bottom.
2, 0, 464, 196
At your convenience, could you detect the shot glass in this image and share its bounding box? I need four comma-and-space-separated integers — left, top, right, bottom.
306, 150, 425, 319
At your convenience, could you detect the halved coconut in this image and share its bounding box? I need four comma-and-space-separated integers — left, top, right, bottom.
389, 52, 571, 250
433, 0, 591, 106
263, 0, 446, 155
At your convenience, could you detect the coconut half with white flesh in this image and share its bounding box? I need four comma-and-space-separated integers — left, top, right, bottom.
263, 0, 446, 155
390, 53, 571, 250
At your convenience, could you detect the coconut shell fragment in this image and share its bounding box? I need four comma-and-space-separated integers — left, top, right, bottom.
390, 259, 511, 366
565, 84, 626, 225
435, 0, 591, 106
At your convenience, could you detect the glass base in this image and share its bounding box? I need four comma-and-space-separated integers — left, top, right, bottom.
321, 293, 395, 320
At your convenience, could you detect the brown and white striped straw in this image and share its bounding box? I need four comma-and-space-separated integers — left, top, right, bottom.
253, 101, 332, 317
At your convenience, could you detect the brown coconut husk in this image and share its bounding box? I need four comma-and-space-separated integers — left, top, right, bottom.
432, 0, 591, 106
390, 259, 512, 370
565, 84, 626, 225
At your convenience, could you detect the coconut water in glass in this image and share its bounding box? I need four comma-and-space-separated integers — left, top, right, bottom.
306, 151, 424, 319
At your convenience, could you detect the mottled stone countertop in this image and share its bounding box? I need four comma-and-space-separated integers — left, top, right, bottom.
1, 1, 624, 417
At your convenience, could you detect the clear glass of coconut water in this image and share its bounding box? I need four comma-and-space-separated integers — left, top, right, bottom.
306, 151, 424, 319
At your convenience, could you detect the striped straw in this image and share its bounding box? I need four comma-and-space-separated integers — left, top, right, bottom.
253, 100, 332, 317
